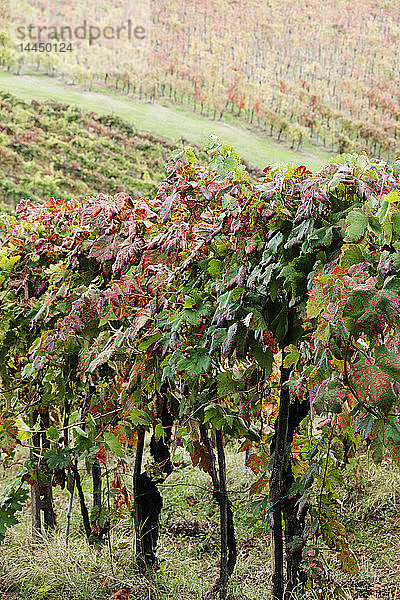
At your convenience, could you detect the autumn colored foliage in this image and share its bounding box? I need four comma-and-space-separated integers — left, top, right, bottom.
1, 139, 400, 597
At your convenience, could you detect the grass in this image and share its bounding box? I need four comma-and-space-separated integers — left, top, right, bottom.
335, 458, 400, 600
0, 71, 333, 171
0, 448, 272, 600
1, 447, 400, 600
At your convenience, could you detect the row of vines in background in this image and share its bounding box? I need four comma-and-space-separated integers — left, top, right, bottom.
0, 91, 184, 208
1, 0, 400, 159
1, 139, 400, 599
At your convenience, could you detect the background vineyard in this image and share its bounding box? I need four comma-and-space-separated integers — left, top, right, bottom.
0, 72, 332, 171
1, 1, 400, 159
0, 91, 183, 208
1, 1, 400, 600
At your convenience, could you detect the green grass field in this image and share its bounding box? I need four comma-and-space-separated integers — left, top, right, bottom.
0, 71, 332, 171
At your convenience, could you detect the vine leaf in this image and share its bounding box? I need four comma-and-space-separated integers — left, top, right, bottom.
221, 323, 238, 358
0, 431, 18, 456
306, 274, 331, 320
191, 441, 211, 474
88, 235, 117, 262
247, 453, 268, 475
176, 348, 211, 377
355, 290, 400, 337
0, 482, 29, 543
345, 210, 368, 242
386, 421, 400, 466
319, 496, 358, 574
392, 211, 400, 236
283, 344, 299, 368
216, 372, 242, 398
161, 191, 178, 224
340, 244, 363, 270
374, 346, 400, 382
87, 330, 124, 372
45, 448, 72, 470
209, 329, 228, 355
311, 379, 346, 415
350, 358, 395, 413
327, 320, 348, 359
243, 308, 267, 331
0, 419, 19, 456
103, 432, 126, 460
342, 288, 373, 320
249, 341, 273, 373
131, 308, 152, 340
249, 473, 269, 497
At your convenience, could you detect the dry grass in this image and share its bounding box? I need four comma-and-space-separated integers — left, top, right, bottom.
1, 450, 400, 600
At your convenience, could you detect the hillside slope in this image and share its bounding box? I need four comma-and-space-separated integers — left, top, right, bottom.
0, 72, 332, 173
0, 90, 180, 207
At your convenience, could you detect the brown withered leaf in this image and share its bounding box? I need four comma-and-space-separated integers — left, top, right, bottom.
186, 496, 198, 507
108, 586, 131, 600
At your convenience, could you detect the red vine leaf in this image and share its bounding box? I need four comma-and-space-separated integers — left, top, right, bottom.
356, 290, 400, 337
350, 359, 395, 413
249, 473, 269, 497
191, 441, 211, 474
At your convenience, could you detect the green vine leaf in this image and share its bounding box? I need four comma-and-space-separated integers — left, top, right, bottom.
340, 244, 363, 270
177, 348, 211, 377
283, 344, 300, 368
0, 481, 28, 543
345, 210, 368, 242
103, 432, 126, 460
311, 379, 346, 415
44, 448, 72, 470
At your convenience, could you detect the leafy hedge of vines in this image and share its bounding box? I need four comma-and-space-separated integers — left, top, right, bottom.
1, 137, 400, 592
